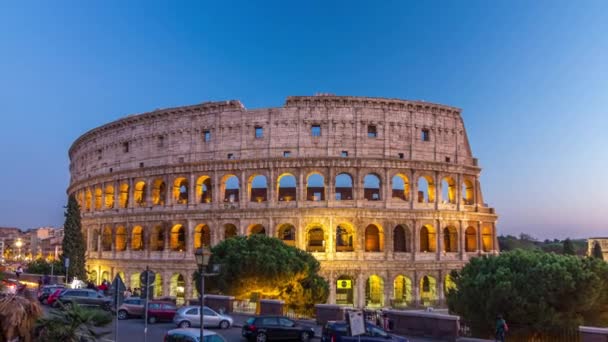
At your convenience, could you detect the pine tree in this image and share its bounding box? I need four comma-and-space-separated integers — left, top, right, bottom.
562, 238, 576, 255
62, 194, 87, 281
592, 242, 604, 260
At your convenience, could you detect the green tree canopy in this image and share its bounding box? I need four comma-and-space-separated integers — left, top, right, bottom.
26, 259, 65, 276
62, 195, 86, 281
562, 238, 576, 255
447, 250, 608, 337
193, 235, 328, 315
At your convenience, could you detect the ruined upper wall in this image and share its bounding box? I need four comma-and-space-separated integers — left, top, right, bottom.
68, 95, 476, 183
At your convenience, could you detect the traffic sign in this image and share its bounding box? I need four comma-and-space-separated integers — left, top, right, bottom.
348, 311, 366, 336
140, 270, 156, 285
112, 274, 127, 307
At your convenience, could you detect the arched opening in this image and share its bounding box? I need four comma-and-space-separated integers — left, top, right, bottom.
152, 179, 166, 206
445, 274, 457, 294
130, 273, 140, 292
336, 275, 354, 306
391, 174, 410, 201
173, 177, 189, 204
170, 224, 186, 251
335, 224, 354, 252
248, 224, 266, 236
307, 226, 325, 252
150, 225, 165, 251
420, 225, 436, 252
131, 226, 144, 251
105, 185, 115, 208
101, 271, 110, 284
170, 273, 186, 305
249, 175, 268, 202
482, 225, 493, 252
154, 273, 162, 298
465, 226, 477, 252
277, 173, 297, 202
196, 176, 212, 203
119, 182, 129, 208
441, 176, 456, 204
366, 275, 384, 307
365, 224, 382, 252
224, 224, 238, 239
335, 173, 353, 201
363, 174, 381, 201
420, 275, 437, 306
77, 191, 84, 209
277, 224, 296, 246
94, 188, 102, 209
134, 181, 147, 207
462, 179, 474, 205
222, 175, 239, 203
417, 176, 435, 203
85, 189, 92, 211
306, 173, 325, 201
393, 275, 412, 307
393, 225, 410, 252
102, 226, 112, 251
116, 271, 126, 283
91, 229, 99, 252
89, 270, 98, 284
115, 226, 127, 251
194, 224, 211, 249
443, 226, 458, 252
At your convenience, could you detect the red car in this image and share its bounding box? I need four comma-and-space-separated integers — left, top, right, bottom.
147, 301, 178, 324
48, 288, 65, 307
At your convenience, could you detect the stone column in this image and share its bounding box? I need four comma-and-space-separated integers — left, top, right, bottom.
357, 272, 365, 308
383, 271, 392, 307
146, 177, 153, 206
383, 168, 390, 208
165, 176, 172, 206
128, 178, 134, 208
185, 278, 193, 302
164, 223, 171, 254
188, 173, 196, 206
437, 272, 445, 305
186, 220, 194, 254
268, 217, 275, 238
328, 216, 334, 256
268, 169, 275, 204
456, 173, 462, 210
410, 170, 416, 209
162, 271, 170, 297
412, 219, 418, 257
298, 170, 305, 203
327, 168, 334, 202
436, 219, 443, 260
413, 273, 420, 307
212, 172, 220, 209
459, 220, 466, 260
434, 171, 440, 210
114, 180, 120, 210
477, 221, 482, 253
328, 272, 336, 304
240, 171, 247, 206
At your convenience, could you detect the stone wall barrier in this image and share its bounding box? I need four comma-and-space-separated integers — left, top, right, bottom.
259, 299, 284, 316
315, 304, 346, 325
2, 272, 65, 286
205, 294, 234, 314
579, 326, 608, 342
385, 310, 460, 342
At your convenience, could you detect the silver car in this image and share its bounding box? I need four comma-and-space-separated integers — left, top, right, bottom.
173, 306, 233, 329
165, 328, 226, 342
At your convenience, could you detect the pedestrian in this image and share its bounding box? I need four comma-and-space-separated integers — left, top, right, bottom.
43, 274, 51, 285
38, 277, 43, 290
495, 314, 508, 342
15, 265, 23, 278
124, 287, 132, 298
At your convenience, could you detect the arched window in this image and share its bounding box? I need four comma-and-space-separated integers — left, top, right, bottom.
443, 226, 458, 252
363, 174, 381, 200
150, 225, 165, 251
445, 274, 457, 293
131, 226, 143, 251
277, 174, 297, 202
194, 224, 211, 249
94, 187, 103, 209
102, 226, 112, 251
420, 275, 437, 306
306, 173, 325, 201
307, 227, 325, 252
335, 173, 353, 201
465, 226, 477, 252
196, 176, 212, 203
393, 275, 412, 306
173, 177, 189, 204
420, 225, 436, 252
441, 177, 456, 204
85, 189, 92, 211
152, 179, 166, 206
170, 273, 186, 305
134, 181, 147, 207
335, 224, 354, 252
224, 224, 238, 239
222, 175, 239, 203
91, 229, 99, 252
417, 176, 435, 203
393, 225, 410, 252
462, 179, 474, 205
115, 226, 127, 251
336, 275, 354, 305
105, 185, 115, 208
249, 175, 268, 202
391, 174, 410, 201
278, 224, 296, 246
170, 224, 186, 251
154, 273, 162, 297
119, 182, 129, 208
482, 225, 493, 252
365, 224, 382, 252
366, 275, 384, 307
248, 224, 265, 236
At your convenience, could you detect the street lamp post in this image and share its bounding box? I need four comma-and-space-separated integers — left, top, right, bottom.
15, 239, 23, 261
194, 247, 212, 342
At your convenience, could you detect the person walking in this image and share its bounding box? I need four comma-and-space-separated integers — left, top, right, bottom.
495, 314, 508, 342
124, 287, 132, 298
15, 265, 23, 278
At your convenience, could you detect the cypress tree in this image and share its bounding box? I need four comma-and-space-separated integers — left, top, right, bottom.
592, 242, 604, 260
62, 194, 87, 281
562, 238, 576, 255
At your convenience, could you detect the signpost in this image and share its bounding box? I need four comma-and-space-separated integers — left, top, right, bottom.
348, 310, 366, 340
112, 274, 127, 342
141, 266, 155, 342
64, 257, 70, 284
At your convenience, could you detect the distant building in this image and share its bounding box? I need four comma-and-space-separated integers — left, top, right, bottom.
588, 237, 608, 259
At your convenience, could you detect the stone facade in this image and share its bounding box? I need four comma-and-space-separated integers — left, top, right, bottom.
68, 95, 498, 308
588, 237, 608, 260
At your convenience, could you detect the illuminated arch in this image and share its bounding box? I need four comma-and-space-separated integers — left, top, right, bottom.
248, 224, 266, 236
364, 224, 383, 252
363, 173, 381, 201
277, 173, 297, 202
196, 175, 212, 203
130, 272, 140, 290
443, 226, 458, 252
417, 175, 435, 203
115, 225, 127, 251
173, 177, 189, 204
154, 273, 163, 297
445, 274, 457, 294
248, 174, 268, 202
306, 225, 326, 252
420, 224, 436, 252
119, 182, 129, 208
101, 226, 112, 251
393, 275, 412, 306
306, 172, 325, 201
366, 275, 384, 307
420, 275, 437, 306
131, 226, 144, 251
150, 225, 165, 251
170, 273, 186, 305
89, 270, 98, 284
224, 224, 238, 239
134, 181, 147, 206
101, 271, 110, 283
85, 188, 92, 211
104, 184, 115, 208
94, 187, 102, 209
170, 224, 186, 251
335, 275, 354, 305
482, 225, 493, 252
391, 174, 410, 201
335, 173, 353, 201
152, 178, 166, 206
465, 226, 477, 252
462, 179, 474, 205
277, 223, 296, 246
393, 225, 410, 252
194, 224, 211, 249
335, 223, 354, 252
91, 229, 99, 252
221, 174, 239, 203
441, 176, 456, 204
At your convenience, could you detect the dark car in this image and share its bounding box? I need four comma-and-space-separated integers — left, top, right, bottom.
1, 278, 26, 295
38, 285, 65, 304
56, 288, 112, 311
147, 301, 178, 324
321, 321, 408, 342
242, 316, 314, 341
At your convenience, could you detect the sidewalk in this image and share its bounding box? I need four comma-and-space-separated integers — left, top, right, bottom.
229, 312, 442, 342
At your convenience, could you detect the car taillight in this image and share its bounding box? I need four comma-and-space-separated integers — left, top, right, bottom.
249, 324, 257, 332
330, 333, 336, 342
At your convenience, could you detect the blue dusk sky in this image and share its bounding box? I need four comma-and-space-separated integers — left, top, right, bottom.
0, 1, 606, 239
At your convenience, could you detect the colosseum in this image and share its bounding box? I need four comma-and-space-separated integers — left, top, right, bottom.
68, 95, 498, 308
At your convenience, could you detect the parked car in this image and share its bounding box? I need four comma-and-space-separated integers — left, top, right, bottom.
173, 306, 233, 329
242, 316, 315, 341
1, 279, 26, 295
321, 321, 408, 342
48, 288, 65, 307
164, 328, 226, 342
38, 285, 65, 304
117, 297, 145, 319
56, 288, 112, 311
147, 301, 178, 323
